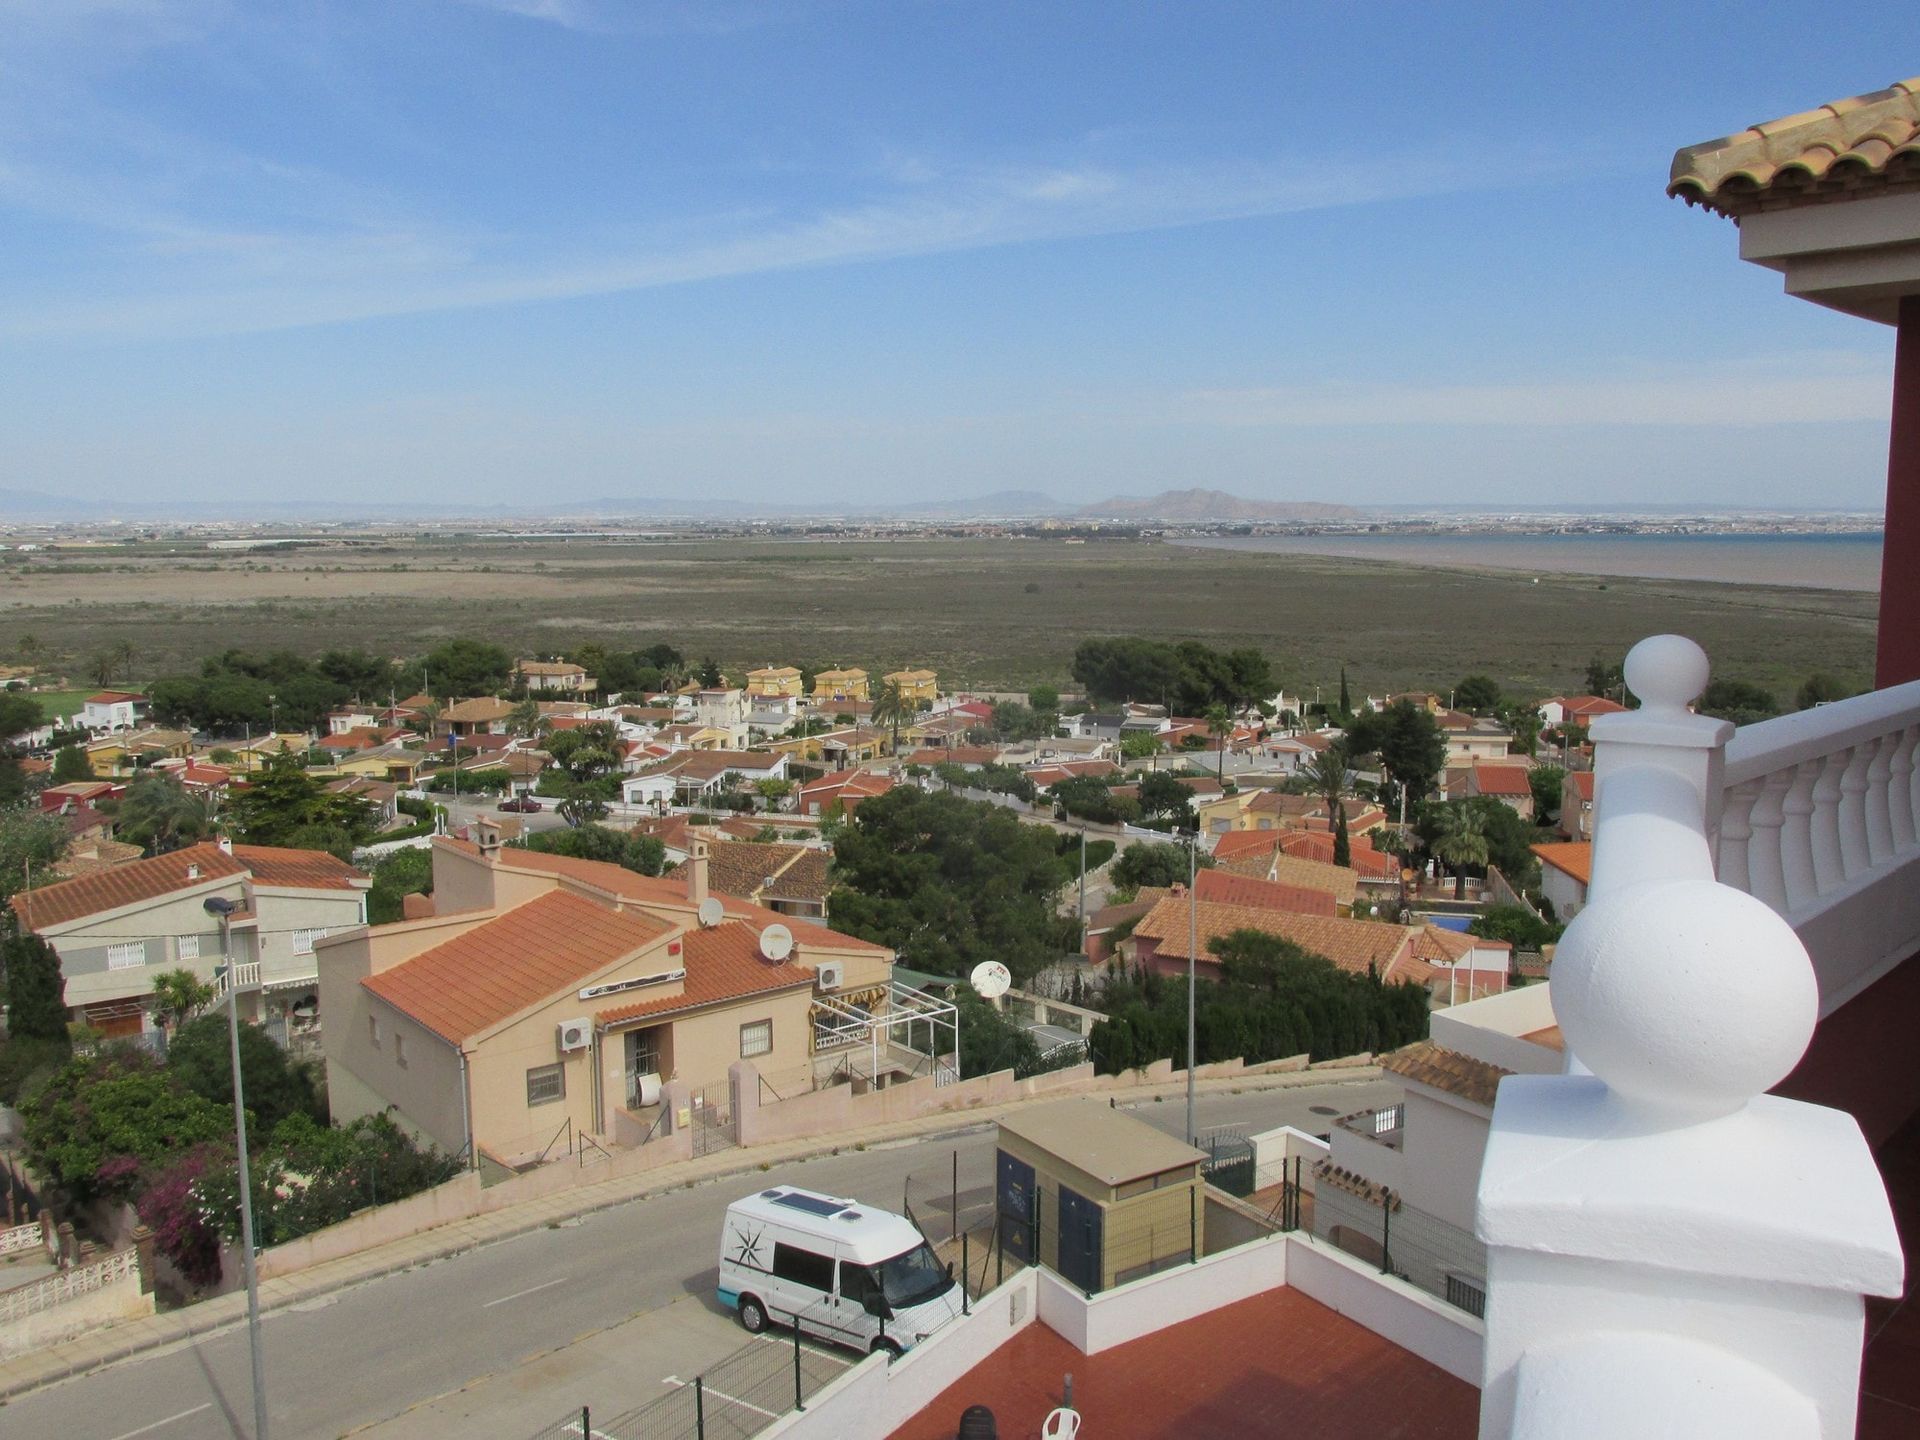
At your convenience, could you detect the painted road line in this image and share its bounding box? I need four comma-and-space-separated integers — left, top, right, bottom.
108, 1404, 214, 1440
753, 1333, 856, 1366
481, 1275, 571, 1309
661, 1375, 782, 1419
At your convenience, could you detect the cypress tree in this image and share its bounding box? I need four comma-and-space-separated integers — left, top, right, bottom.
3, 930, 70, 1043
1332, 805, 1351, 868
1338, 666, 1351, 718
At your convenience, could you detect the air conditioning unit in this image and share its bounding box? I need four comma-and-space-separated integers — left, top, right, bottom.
557, 1018, 591, 1053
815, 961, 844, 991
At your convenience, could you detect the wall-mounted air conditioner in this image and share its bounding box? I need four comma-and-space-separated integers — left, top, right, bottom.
557, 1018, 591, 1053
815, 962, 844, 991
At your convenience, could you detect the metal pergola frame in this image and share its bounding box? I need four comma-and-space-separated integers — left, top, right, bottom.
812, 980, 961, 1085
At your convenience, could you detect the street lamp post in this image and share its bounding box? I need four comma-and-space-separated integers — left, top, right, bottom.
204, 897, 269, 1440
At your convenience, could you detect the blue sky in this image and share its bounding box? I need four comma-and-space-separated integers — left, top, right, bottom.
0, 2, 1910, 510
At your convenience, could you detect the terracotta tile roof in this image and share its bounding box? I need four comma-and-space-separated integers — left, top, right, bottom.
1087, 898, 1156, 934
748, 666, 802, 679
908, 745, 1002, 767
12, 840, 364, 930
514, 660, 588, 677
596, 920, 815, 1026
799, 769, 893, 801
1567, 771, 1595, 801
1266, 853, 1361, 907
1548, 695, 1628, 720
883, 669, 937, 683
1531, 841, 1593, 885
86, 691, 147, 704
440, 697, 515, 723
1411, 926, 1477, 963
51, 838, 145, 879
1670, 77, 1920, 218
364, 890, 672, 1044
1382, 1040, 1512, 1109
707, 840, 809, 899
631, 814, 692, 850
1211, 831, 1282, 864
1275, 830, 1400, 880
1193, 868, 1337, 918
762, 849, 831, 903
1471, 763, 1534, 798
639, 749, 786, 782
1131, 896, 1428, 984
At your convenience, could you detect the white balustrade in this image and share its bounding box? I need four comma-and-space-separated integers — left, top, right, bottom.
0, 1221, 43, 1257
0, 1246, 140, 1325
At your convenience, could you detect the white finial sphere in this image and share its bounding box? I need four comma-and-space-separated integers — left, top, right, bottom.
1552, 878, 1816, 1120
1623, 634, 1709, 713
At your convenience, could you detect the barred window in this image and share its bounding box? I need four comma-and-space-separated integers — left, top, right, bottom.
107, 942, 145, 971
527, 1064, 566, 1107
739, 1020, 772, 1059
177, 934, 200, 961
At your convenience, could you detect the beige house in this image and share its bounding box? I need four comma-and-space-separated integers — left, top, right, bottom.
514, 659, 596, 694
436, 697, 516, 736
13, 841, 370, 1040
812, 668, 869, 703
318, 833, 893, 1165
882, 669, 938, 704
746, 666, 804, 699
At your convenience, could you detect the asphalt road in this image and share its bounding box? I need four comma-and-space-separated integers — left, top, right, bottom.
7, 1080, 1397, 1440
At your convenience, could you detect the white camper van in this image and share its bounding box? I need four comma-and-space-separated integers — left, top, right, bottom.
718, 1186, 964, 1355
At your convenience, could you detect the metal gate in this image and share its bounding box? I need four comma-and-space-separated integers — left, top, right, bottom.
691, 1087, 734, 1158
1200, 1130, 1255, 1198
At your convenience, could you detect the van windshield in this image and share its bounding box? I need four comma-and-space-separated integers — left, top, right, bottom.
875, 1241, 951, 1309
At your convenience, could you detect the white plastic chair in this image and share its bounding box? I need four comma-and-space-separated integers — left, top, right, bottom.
1041, 1407, 1082, 1439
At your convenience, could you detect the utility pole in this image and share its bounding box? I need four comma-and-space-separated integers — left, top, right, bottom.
1077, 829, 1087, 947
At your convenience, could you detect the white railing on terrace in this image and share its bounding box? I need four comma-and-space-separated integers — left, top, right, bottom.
0, 1221, 43, 1258
0, 1247, 139, 1325
216, 961, 262, 996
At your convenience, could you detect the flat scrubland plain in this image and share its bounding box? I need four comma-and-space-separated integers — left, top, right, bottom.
0, 536, 1877, 699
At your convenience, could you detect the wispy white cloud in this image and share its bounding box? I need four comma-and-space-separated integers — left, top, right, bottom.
1166, 354, 1893, 428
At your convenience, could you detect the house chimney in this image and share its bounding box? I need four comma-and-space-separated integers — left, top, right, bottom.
688, 839, 709, 906
186, 863, 199, 880
475, 817, 503, 859
217, 835, 233, 855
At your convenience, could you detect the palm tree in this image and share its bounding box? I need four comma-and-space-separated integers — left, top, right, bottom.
1306, 743, 1351, 866
113, 638, 137, 683
117, 775, 213, 855
1205, 703, 1233, 782
1430, 802, 1490, 901
507, 697, 541, 737
16, 634, 43, 666
872, 679, 909, 756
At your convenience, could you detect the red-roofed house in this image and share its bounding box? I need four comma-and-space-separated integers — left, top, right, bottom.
13, 840, 369, 1040
1466, 762, 1535, 819
797, 768, 894, 817
319, 831, 897, 1164
1560, 769, 1595, 840
80, 691, 148, 732
1531, 841, 1592, 920
1537, 694, 1629, 726
1191, 867, 1339, 918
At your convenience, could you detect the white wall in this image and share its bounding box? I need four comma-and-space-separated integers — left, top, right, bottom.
1429, 985, 1561, 1076
1284, 1233, 1484, 1386
1401, 1090, 1493, 1234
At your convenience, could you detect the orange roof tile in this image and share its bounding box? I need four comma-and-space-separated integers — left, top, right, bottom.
1266, 853, 1361, 907
1382, 1040, 1512, 1109
1210, 831, 1282, 864
1531, 841, 1593, 885
1131, 896, 1429, 984
1471, 764, 1534, 798
597, 920, 815, 1026
1670, 77, 1920, 218
12, 841, 363, 930
1567, 771, 1595, 801
1193, 868, 1337, 918
1275, 830, 1400, 880
363, 890, 673, 1044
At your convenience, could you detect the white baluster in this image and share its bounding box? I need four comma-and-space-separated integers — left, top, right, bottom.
1809, 749, 1846, 897
1838, 742, 1873, 880
1779, 758, 1821, 913
1864, 732, 1896, 866
1890, 725, 1919, 853
1716, 778, 1760, 894
1746, 767, 1792, 912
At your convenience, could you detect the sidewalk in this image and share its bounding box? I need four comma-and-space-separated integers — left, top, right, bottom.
0, 1064, 1378, 1402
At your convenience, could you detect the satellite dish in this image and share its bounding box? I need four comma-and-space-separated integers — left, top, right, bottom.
697, 896, 725, 928
759, 923, 795, 962
970, 960, 1011, 1000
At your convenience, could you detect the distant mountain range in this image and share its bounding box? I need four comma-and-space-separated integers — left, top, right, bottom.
0, 484, 1355, 525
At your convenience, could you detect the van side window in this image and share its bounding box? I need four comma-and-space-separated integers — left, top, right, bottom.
838, 1262, 882, 1311
772, 1243, 834, 1293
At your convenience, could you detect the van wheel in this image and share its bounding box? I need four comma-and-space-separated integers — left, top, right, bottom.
871, 1337, 902, 1359
738, 1296, 769, 1334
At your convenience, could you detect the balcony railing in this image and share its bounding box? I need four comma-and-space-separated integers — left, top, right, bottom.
1336, 1104, 1404, 1148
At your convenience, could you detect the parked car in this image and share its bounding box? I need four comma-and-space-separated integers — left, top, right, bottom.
498, 795, 542, 812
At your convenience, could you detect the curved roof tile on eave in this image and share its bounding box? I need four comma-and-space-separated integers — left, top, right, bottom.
1670, 77, 1920, 218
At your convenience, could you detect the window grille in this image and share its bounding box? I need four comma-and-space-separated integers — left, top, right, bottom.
739, 1020, 773, 1059
527, 1064, 566, 1107
107, 942, 144, 971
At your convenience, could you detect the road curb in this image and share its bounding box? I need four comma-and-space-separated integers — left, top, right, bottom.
0, 1064, 1381, 1402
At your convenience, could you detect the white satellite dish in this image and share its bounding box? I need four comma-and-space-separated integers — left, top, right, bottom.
697, 896, 725, 928
759, 923, 795, 962
970, 960, 1012, 1000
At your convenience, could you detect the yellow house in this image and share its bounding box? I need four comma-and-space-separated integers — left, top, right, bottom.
86, 727, 193, 777
746, 666, 804, 699
883, 669, 938, 704
812, 668, 869, 702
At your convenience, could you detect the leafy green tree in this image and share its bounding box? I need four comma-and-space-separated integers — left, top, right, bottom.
419, 639, 513, 699
1135, 771, 1195, 829
1345, 701, 1446, 809
1585, 655, 1625, 700
0, 809, 71, 906
1110, 841, 1212, 891
1027, 684, 1060, 713
367, 847, 434, 924
507, 697, 542, 736
167, 1014, 323, 1134
1119, 731, 1162, 761
1052, 775, 1139, 826
1796, 673, 1857, 710
828, 788, 1078, 981
1454, 675, 1501, 713
225, 753, 375, 858
1504, 704, 1542, 758
1528, 765, 1567, 826
149, 968, 216, 1033
955, 991, 1045, 1079
1469, 904, 1563, 951
696, 656, 723, 687
51, 745, 92, 784
1429, 801, 1490, 900
1699, 678, 1779, 727
545, 724, 621, 786
0, 691, 43, 741
25, 1049, 232, 1204
116, 775, 213, 855
3, 930, 69, 1043
524, 824, 666, 876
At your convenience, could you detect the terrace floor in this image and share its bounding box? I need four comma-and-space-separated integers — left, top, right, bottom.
887, 1284, 1476, 1440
